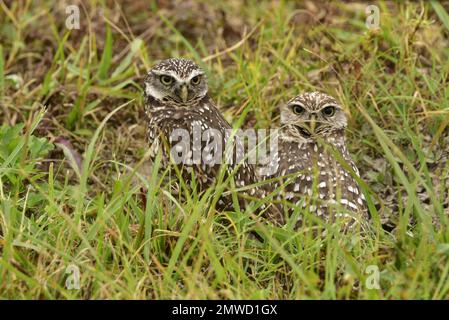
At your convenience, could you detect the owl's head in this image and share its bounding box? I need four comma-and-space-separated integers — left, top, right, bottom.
144, 58, 208, 106
280, 92, 347, 141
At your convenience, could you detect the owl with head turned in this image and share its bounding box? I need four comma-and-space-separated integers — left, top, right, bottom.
265, 92, 369, 229
143, 58, 281, 220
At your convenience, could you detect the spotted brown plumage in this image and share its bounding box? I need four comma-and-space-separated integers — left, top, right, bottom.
143, 58, 279, 219
265, 92, 369, 229
145, 93, 253, 190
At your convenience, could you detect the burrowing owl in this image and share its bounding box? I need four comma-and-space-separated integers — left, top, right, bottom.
143, 58, 271, 213
266, 92, 369, 228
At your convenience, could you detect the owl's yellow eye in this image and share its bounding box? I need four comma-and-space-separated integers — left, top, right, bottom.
322, 106, 336, 117
292, 105, 305, 115
160, 75, 174, 85
190, 76, 201, 85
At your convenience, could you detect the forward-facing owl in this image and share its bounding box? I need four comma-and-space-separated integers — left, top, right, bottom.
265, 92, 369, 229
143, 58, 277, 217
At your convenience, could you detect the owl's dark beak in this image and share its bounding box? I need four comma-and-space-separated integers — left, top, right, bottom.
180, 85, 188, 103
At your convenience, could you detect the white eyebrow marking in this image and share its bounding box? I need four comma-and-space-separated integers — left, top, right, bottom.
187, 70, 205, 80
320, 104, 341, 111
151, 70, 183, 82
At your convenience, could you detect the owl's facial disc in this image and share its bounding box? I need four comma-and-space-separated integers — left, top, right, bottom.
284, 102, 346, 139
145, 58, 208, 106
281, 92, 349, 143
145, 70, 207, 105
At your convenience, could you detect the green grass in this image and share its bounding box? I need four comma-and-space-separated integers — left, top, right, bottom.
1, 1, 449, 299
